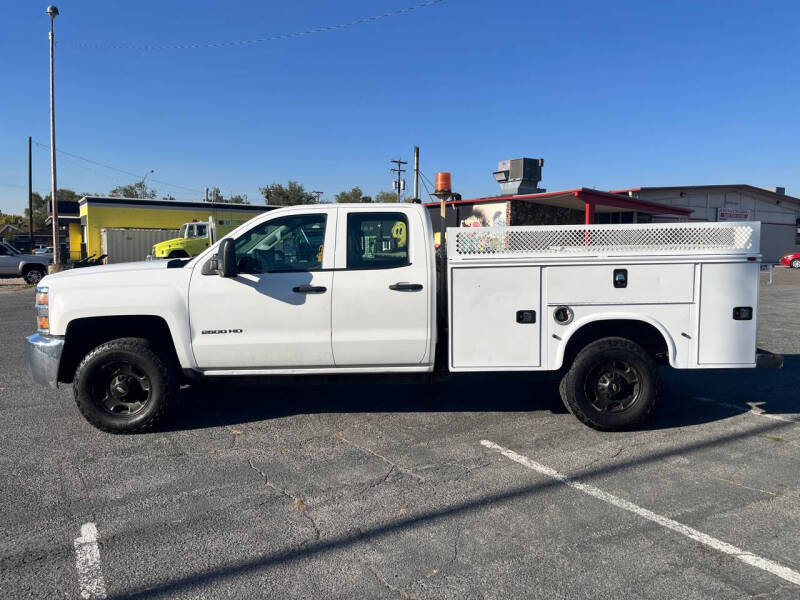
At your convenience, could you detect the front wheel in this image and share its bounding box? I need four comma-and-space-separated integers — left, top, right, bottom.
559, 337, 659, 431
23, 266, 46, 285
73, 337, 176, 433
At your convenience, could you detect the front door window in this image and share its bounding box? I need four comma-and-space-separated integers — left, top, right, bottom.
234, 214, 326, 273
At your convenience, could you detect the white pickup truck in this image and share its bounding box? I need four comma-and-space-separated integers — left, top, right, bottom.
25, 203, 780, 433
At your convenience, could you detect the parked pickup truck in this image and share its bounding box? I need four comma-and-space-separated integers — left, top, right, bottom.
25, 203, 780, 433
0, 241, 52, 284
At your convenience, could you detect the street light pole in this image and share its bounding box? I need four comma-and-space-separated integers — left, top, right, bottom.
47, 5, 60, 268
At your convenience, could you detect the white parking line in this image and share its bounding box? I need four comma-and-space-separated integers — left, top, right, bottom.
74, 522, 107, 600
695, 396, 800, 424
480, 439, 800, 587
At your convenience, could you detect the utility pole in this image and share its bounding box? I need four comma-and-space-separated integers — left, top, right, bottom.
47, 5, 60, 267
28, 136, 34, 250
413, 146, 420, 201
312, 190, 323, 203
390, 158, 407, 202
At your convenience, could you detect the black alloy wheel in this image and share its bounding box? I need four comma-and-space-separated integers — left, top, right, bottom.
91, 361, 153, 415
584, 360, 642, 414
73, 337, 175, 433
559, 337, 659, 431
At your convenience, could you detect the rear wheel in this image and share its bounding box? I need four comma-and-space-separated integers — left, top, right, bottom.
559, 337, 659, 431
73, 337, 176, 433
791, 259, 800, 269
23, 265, 46, 285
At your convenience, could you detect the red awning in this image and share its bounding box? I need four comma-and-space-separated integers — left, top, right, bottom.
424, 187, 693, 218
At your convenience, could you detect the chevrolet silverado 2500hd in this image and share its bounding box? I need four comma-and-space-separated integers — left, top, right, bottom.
24, 203, 779, 433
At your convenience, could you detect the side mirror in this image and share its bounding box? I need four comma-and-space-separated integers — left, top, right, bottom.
218, 238, 237, 278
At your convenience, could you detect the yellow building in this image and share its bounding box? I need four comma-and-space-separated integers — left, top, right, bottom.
67, 196, 275, 260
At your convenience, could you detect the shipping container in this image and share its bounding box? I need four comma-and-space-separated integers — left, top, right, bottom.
100, 228, 179, 264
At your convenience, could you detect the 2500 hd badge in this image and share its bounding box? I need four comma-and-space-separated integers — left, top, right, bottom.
201, 329, 243, 335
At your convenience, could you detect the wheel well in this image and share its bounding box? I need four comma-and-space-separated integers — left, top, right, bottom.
562, 319, 670, 367
58, 315, 179, 383
168, 250, 190, 258
22, 263, 46, 273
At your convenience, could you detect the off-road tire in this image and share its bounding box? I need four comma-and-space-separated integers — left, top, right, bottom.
23, 265, 46, 285
791, 259, 800, 269
559, 337, 659, 431
73, 337, 176, 434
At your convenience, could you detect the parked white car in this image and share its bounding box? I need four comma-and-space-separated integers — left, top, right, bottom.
25, 203, 780, 433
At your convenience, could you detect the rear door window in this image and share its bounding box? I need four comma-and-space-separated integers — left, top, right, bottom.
346, 213, 409, 269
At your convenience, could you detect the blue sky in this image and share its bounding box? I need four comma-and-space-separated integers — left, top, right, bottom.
1, 0, 799, 215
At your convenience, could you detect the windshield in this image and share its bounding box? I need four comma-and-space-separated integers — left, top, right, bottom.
4, 243, 20, 255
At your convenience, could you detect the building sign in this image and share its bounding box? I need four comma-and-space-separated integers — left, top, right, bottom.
717, 207, 752, 221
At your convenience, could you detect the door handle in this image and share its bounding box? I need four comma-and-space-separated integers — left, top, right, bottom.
292, 285, 327, 294
389, 282, 423, 291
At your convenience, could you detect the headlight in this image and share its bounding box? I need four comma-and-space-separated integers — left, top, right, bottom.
35, 286, 49, 333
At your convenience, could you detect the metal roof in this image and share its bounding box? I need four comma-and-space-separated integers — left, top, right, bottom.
611, 185, 800, 207
79, 196, 277, 212
424, 187, 693, 216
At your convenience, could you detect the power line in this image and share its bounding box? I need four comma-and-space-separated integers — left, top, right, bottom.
32, 140, 203, 194
417, 172, 436, 201
31, 143, 128, 185
58, 0, 444, 51
418, 169, 439, 198
0, 182, 50, 193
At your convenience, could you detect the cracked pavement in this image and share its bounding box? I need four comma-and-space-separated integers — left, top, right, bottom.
1, 270, 800, 598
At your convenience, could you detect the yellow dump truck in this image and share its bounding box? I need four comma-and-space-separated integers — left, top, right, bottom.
151, 220, 245, 259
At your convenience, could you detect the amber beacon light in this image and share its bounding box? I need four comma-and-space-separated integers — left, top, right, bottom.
434, 172, 452, 195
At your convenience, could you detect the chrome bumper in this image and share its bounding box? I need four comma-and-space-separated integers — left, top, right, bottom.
25, 333, 65, 388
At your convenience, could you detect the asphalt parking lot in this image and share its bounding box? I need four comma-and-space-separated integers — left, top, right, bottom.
1, 269, 799, 599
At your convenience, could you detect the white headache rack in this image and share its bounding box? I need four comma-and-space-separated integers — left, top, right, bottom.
447, 221, 760, 260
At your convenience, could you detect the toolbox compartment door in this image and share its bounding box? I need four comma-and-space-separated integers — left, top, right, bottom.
450, 266, 541, 369
697, 262, 758, 365
547, 264, 695, 305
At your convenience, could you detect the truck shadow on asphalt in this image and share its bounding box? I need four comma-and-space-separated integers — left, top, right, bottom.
162, 356, 800, 433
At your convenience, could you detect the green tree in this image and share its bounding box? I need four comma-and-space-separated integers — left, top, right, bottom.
109, 181, 157, 199
228, 194, 248, 204
24, 192, 48, 230
207, 187, 225, 202
259, 181, 316, 206
0, 213, 25, 225
47, 189, 83, 203
335, 186, 373, 203
375, 190, 399, 203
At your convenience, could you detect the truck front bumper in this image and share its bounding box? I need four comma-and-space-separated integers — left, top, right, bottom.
25, 333, 64, 388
